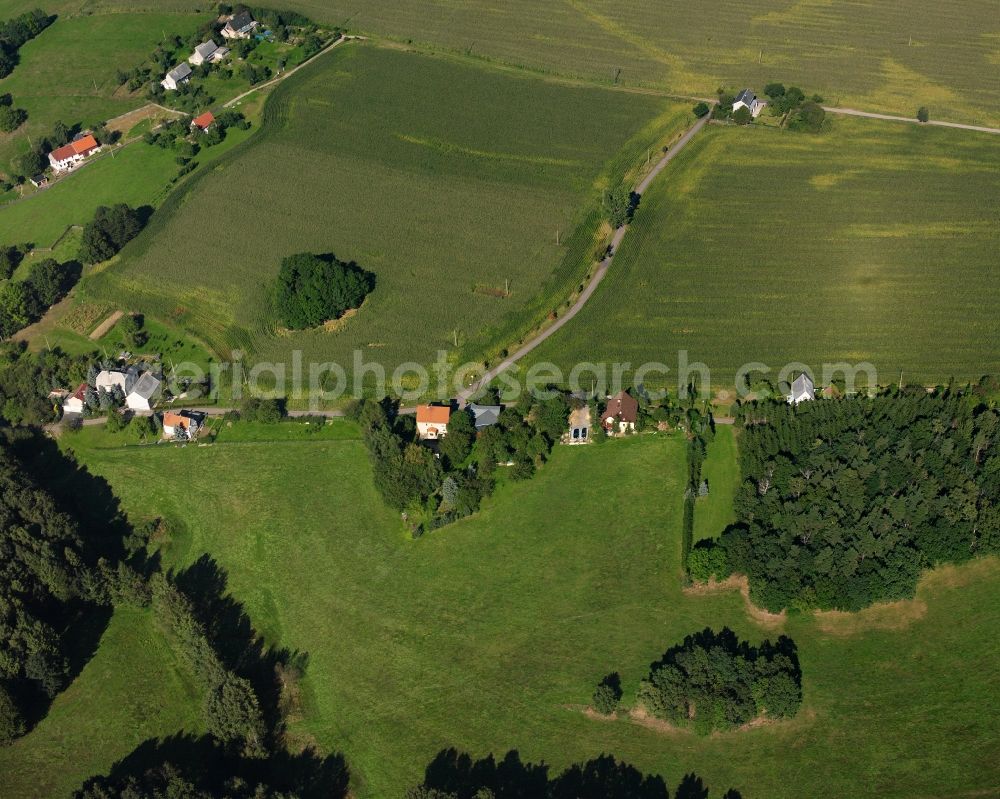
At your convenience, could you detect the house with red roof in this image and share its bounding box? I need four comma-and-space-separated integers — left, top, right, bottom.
48, 134, 100, 173
191, 111, 215, 131
416, 404, 451, 440
63, 383, 87, 415
602, 390, 639, 433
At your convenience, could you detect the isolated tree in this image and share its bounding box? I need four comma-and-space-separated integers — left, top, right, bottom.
917, 106, 930, 123
603, 185, 637, 228
0, 245, 23, 280
763, 82, 785, 98
592, 675, 623, 715
274, 252, 373, 329
0, 104, 27, 132
692, 101, 710, 118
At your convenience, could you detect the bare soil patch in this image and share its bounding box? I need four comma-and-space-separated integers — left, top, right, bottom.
89, 310, 124, 340
627, 705, 687, 736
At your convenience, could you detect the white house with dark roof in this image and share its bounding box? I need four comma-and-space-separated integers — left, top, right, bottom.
189, 40, 229, 65
221, 11, 258, 39
126, 372, 161, 411
787, 373, 816, 405
161, 63, 192, 91
732, 88, 763, 117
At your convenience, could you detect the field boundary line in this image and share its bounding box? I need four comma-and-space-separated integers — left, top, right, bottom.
458, 110, 713, 404
823, 106, 1000, 135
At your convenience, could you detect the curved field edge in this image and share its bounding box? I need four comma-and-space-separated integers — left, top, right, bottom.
34, 430, 1000, 799
80, 42, 694, 375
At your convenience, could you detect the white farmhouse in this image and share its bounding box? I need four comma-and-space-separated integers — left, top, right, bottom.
126, 372, 161, 411
63, 383, 87, 415
788, 373, 816, 405
732, 88, 763, 117
161, 63, 193, 91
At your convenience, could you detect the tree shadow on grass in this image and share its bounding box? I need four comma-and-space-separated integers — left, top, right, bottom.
420, 748, 740, 799
73, 732, 350, 798
171, 554, 309, 744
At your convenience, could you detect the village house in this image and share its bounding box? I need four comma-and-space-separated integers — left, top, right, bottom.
126, 372, 161, 411
47, 134, 100, 173
787, 373, 816, 405
189, 40, 229, 66
732, 88, 763, 117
63, 383, 87, 415
416, 404, 451, 440
567, 405, 591, 444
221, 11, 258, 39
602, 390, 639, 433
162, 410, 201, 440
161, 63, 193, 91
191, 111, 215, 132
467, 403, 501, 431
95, 369, 129, 393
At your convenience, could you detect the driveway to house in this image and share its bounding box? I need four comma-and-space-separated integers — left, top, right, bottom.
457, 110, 713, 404
822, 106, 1000, 135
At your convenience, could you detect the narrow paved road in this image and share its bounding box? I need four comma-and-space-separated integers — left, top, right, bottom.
457, 110, 713, 403
823, 106, 1000, 135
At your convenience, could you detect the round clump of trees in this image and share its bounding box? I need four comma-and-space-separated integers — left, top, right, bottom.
274, 252, 374, 330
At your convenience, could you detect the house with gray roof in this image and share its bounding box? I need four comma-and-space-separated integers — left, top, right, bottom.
189, 40, 229, 66
221, 11, 258, 39
787, 373, 815, 405
732, 88, 763, 117
161, 63, 192, 91
125, 372, 162, 411
468, 404, 502, 430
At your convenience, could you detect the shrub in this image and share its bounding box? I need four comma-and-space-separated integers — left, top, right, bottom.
692, 101, 710, 118
917, 106, 930, 123
592, 674, 622, 715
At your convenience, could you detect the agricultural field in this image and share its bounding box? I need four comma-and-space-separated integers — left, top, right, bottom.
80, 42, 692, 379
6, 428, 994, 798
31, 0, 1000, 126
528, 116, 1000, 390
0, 11, 212, 169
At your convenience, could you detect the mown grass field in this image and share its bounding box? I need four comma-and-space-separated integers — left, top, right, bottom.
0, 11, 211, 169
529, 117, 1000, 390
14, 428, 996, 798
0, 606, 204, 799
31, 0, 1000, 126
693, 425, 740, 543
81, 42, 691, 374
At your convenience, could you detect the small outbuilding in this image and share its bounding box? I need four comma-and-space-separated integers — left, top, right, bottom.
787, 373, 816, 405
467, 403, 501, 431
162, 410, 202, 440
603, 390, 639, 433
567, 405, 591, 444
416, 404, 451, 440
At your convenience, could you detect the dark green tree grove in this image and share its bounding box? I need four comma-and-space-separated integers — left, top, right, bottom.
275, 252, 374, 330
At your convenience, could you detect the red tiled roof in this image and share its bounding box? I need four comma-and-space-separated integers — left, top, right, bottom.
192, 111, 215, 129
604, 390, 638, 423
71, 383, 87, 401
49, 135, 98, 162
163, 412, 193, 429
416, 404, 451, 424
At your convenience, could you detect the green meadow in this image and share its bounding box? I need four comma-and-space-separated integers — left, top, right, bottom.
32, 0, 1000, 126
693, 425, 740, 543
529, 117, 1000, 390
6, 429, 995, 798
81, 42, 691, 372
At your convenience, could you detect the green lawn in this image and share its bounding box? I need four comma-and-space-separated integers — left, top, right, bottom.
0, 11, 212, 170
80, 42, 691, 374
528, 117, 1000, 390
40, 0, 999, 126
25, 428, 999, 798
693, 425, 740, 543
0, 606, 203, 799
